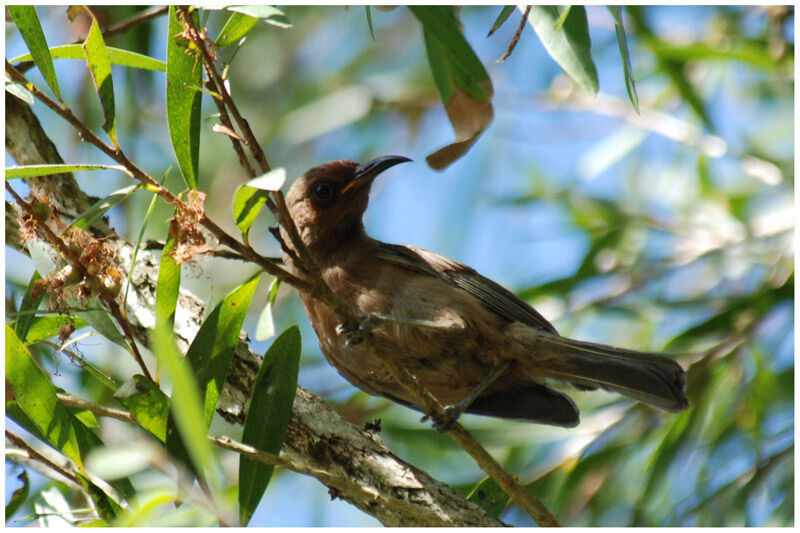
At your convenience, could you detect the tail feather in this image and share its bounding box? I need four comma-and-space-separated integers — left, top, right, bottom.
525, 332, 688, 412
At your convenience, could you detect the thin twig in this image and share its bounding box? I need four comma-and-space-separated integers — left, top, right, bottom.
498, 6, 531, 63
6, 430, 83, 488
56, 393, 135, 423
6, 183, 153, 381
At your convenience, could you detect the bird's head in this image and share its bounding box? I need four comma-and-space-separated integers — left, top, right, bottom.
286, 155, 411, 250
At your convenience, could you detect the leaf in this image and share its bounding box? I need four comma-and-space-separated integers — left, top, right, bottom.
75, 309, 131, 352
13, 271, 44, 342
255, 278, 281, 341
233, 168, 286, 243
20, 315, 88, 344
114, 375, 170, 442
526, 6, 598, 94
410, 6, 494, 170
239, 326, 301, 526
226, 5, 292, 29
151, 321, 220, 484
365, 6, 375, 41
5, 325, 84, 471
10, 44, 166, 72
166, 5, 202, 190
8, 6, 61, 99
487, 6, 515, 37
82, 17, 118, 146
69, 184, 140, 230
553, 6, 572, 31
5, 81, 35, 105
156, 219, 181, 332
466, 476, 510, 518
5, 470, 30, 521
165, 274, 259, 479
6, 164, 131, 180
607, 7, 639, 113
216, 12, 260, 47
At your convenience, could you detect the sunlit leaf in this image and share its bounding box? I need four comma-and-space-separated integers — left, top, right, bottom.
5, 471, 29, 521
216, 12, 260, 47
82, 17, 118, 146
167, 5, 202, 190
156, 219, 181, 332
10, 44, 166, 72
70, 184, 140, 230
255, 278, 281, 341
226, 5, 292, 29
6, 164, 131, 180
115, 375, 170, 442
607, 6, 639, 112
466, 476, 509, 517
13, 271, 44, 342
8, 6, 61, 99
239, 326, 301, 525
5, 325, 84, 471
526, 6, 598, 94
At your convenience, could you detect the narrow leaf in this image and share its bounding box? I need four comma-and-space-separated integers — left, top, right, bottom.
167, 5, 202, 190
233, 169, 285, 243
75, 309, 131, 352
6, 164, 131, 180
365, 6, 375, 41
10, 44, 166, 72
5, 325, 84, 471
255, 278, 281, 341
216, 12, 260, 47
226, 5, 292, 29
151, 321, 220, 483
82, 17, 117, 145
5, 81, 34, 105
488, 6, 515, 37
608, 7, 639, 113
21, 314, 88, 344
70, 184, 140, 230
526, 6, 598, 94
156, 219, 181, 332
239, 326, 301, 525
8, 6, 61, 99
13, 271, 44, 342
115, 375, 170, 442
5, 471, 30, 520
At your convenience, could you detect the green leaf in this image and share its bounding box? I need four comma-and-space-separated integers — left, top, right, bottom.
151, 321, 220, 484
82, 17, 117, 146
167, 5, 202, 190
156, 219, 181, 332
10, 44, 166, 72
365, 6, 375, 41
232, 168, 285, 243
75, 309, 131, 352
607, 7, 639, 113
239, 326, 301, 526
216, 12, 260, 47
5, 325, 84, 471
526, 6, 598, 94
226, 5, 292, 29
8, 5, 61, 99
487, 6, 515, 37
5, 470, 29, 521
185, 274, 260, 427
21, 315, 88, 344
114, 375, 170, 442
14, 271, 44, 342
466, 476, 510, 518
410, 6, 494, 170
6, 164, 131, 180
255, 278, 280, 341
553, 6, 572, 31
165, 274, 259, 480
69, 184, 140, 230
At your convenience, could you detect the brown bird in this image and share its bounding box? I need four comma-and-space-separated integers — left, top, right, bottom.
284, 156, 688, 428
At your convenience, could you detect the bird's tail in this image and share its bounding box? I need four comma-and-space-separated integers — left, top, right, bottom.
521, 331, 689, 412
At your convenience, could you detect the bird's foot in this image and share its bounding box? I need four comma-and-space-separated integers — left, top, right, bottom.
422, 404, 464, 433
336, 313, 454, 347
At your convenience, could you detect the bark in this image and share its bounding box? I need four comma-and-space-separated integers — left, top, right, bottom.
4, 92, 504, 526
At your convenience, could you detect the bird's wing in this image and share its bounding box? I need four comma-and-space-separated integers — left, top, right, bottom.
374, 242, 558, 334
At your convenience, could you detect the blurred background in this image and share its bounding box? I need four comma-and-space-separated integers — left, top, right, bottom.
5, 5, 794, 527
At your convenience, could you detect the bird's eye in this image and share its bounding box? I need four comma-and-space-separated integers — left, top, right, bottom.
312, 182, 334, 203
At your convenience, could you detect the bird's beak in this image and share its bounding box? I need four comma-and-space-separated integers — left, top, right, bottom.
341, 155, 412, 194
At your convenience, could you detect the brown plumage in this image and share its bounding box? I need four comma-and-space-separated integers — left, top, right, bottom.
284, 156, 688, 427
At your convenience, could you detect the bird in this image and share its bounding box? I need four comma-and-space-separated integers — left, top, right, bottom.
283, 155, 688, 428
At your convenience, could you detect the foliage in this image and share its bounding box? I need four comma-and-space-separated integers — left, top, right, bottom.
5, 5, 793, 527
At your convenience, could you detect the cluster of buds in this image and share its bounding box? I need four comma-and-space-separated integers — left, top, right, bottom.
170, 189, 211, 264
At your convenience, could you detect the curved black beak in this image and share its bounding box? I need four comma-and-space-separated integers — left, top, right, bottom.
342, 155, 412, 194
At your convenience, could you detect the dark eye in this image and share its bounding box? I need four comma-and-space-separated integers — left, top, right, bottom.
312, 182, 334, 203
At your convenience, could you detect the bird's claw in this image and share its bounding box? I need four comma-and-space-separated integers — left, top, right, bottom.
336, 315, 380, 347
422, 405, 462, 433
